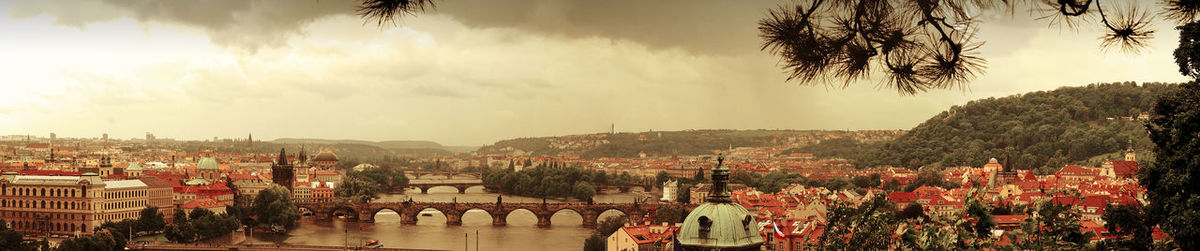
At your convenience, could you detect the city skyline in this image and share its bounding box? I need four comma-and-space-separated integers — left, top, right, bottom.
1, 0, 1189, 146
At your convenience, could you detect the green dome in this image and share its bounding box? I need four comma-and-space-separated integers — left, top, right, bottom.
197, 157, 219, 170
677, 154, 763, 250
677, 203, 763, 249
352, 163, 377, 171
126, 162, 143, 171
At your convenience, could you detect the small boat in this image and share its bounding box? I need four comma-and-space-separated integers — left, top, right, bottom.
420, 213, 433, 217
366, 240, 382, 248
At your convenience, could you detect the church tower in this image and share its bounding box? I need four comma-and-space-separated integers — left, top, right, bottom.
272, 148, 295, 191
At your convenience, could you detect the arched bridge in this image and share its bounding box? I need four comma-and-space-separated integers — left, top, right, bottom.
405, 180, 492, 194
405, 170, 482, 179
295, 201, 651, 228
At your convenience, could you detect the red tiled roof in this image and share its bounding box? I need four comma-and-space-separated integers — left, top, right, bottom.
180, 198, 225, 209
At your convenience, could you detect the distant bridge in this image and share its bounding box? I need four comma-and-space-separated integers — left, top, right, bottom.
402, 180, 654, 194
295, 201, 653, 228
405, 169, 481, 179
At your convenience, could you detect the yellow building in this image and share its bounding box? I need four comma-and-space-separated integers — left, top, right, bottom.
0, 172, 106, 236
100, 180, 148, 223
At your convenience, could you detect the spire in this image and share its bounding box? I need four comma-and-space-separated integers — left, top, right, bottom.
707, 154, 732, 203
277, 148, 287, 165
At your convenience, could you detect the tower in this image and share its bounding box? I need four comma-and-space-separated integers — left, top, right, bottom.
272, 148, 295, 191
1125, 139, 1136, 161
248, 133, 253, 147
677, 154, 763, 250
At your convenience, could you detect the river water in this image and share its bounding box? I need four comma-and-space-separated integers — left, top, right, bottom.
248, 176, 654, 250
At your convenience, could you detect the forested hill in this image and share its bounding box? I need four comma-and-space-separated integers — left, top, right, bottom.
477, 130, 894, 159
862, 82, 1177, 173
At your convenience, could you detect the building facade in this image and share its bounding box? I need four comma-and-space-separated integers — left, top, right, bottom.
100, 180, 148, 222
0, 172, 106, 236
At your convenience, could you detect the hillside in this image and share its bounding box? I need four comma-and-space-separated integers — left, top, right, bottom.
272, 138, 476, 152
861, 82, 1176, 172
478, 129, 900, 158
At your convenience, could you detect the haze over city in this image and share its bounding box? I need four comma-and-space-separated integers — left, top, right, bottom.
1, 0, 1188, 146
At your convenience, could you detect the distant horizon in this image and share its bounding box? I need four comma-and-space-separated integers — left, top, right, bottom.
2, 126, 909, 147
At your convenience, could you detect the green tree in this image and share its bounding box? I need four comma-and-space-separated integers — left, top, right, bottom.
335, 175, 381, 203
253, 185, 301, 229
595, 215, 629, 237
649, 204, 689, 224
816, 196, 898, 250
572, 181, 595, 201
0, 219, 40, 251
188, 208, 214, 222
171, 210, 187, 226
898, 203, 924, 220
55, 231, 116, 251
136, 206, 166, 233
1143, 80, 1200, 249
583, 233, 606, 251
1100, 204, 1153, 250
1006, 201, 1095, 250
676, 183, 693, 204
654, 171, 672, 188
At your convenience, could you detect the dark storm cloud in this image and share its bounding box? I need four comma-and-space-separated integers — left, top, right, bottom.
433, 0, 779, 54
10, 0, 777, 54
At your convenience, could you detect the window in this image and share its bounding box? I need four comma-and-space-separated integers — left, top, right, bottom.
698, 216, 712, 239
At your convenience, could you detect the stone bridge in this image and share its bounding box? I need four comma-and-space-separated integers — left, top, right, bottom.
405, 170, 482, 179
593, 183, 654, 193
405, 180, 491, 194
295, 201, 652, 228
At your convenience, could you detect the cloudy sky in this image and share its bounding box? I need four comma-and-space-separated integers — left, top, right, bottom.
0, 0, 1189, 146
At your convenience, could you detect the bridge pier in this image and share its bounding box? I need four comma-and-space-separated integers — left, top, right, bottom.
400, 212, 417, 224
455, 185, 467, 194
492, 215, 507, 226
536, 214, 551, 228
420, 187, 430, 194
446, 212, 463, 225
581, 213, 598, 228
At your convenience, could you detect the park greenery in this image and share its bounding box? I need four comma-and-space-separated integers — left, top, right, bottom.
333, 164, 409, 202
163, 208, 239, 243
252, 185, 301, 230
0, 219, 46, 251
481, 163, 644, 200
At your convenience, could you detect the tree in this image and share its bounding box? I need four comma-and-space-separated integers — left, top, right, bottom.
1100, 204, 1153, 250
583, 234, 606, 251
898, 203, 925, 220
335, 175, 381, 203
650, 204, 690, 224
757, 0, 1162, 95
595, 215, 629, 237
188, 208, 214, 222
1006, 201, 1095, 250
1143, 81, 1200, 249
172, 210, 187, 226
572, 181, 596, 201
55, 231, 116, 251
253, 185, 301, 229
676, 183, 693, 204
816, 196, 898, 250
358, 0, 436, 26
654, 171, 672, 188
137, 206, 166, 233
0, 219, 39, 251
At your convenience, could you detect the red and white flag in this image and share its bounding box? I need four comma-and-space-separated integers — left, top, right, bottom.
773, 221, 786, 239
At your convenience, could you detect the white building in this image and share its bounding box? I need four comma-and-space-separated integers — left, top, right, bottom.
660, 180, 677, 202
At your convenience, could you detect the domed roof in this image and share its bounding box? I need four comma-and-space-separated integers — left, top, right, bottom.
677, 154, 763, 249
312, 150, 338, 162
352, 163, 377, 171
197, 157, 220, 170
678, 203, 763, 248
126, 162, 143, 171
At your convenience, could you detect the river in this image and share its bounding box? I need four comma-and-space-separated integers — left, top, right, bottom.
248, 176, 656, 250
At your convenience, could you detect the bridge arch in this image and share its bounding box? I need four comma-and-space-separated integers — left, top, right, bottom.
296, 206, 315, 216
329, 206, 359, 221
368, 207, 404, 223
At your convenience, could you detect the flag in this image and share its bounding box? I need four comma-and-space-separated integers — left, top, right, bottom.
773, 221, 786, 239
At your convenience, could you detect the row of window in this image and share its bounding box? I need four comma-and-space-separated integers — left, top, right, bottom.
0, 199, 91, 210
102, 211, 138, 221
3, 211, 84, 220
7, 220, 85, 233
104, 190, 146, 199
1, 186, 88, 198
103, 200, 145, 210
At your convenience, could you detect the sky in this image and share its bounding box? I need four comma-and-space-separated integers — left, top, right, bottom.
0, 0, 1190, 146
